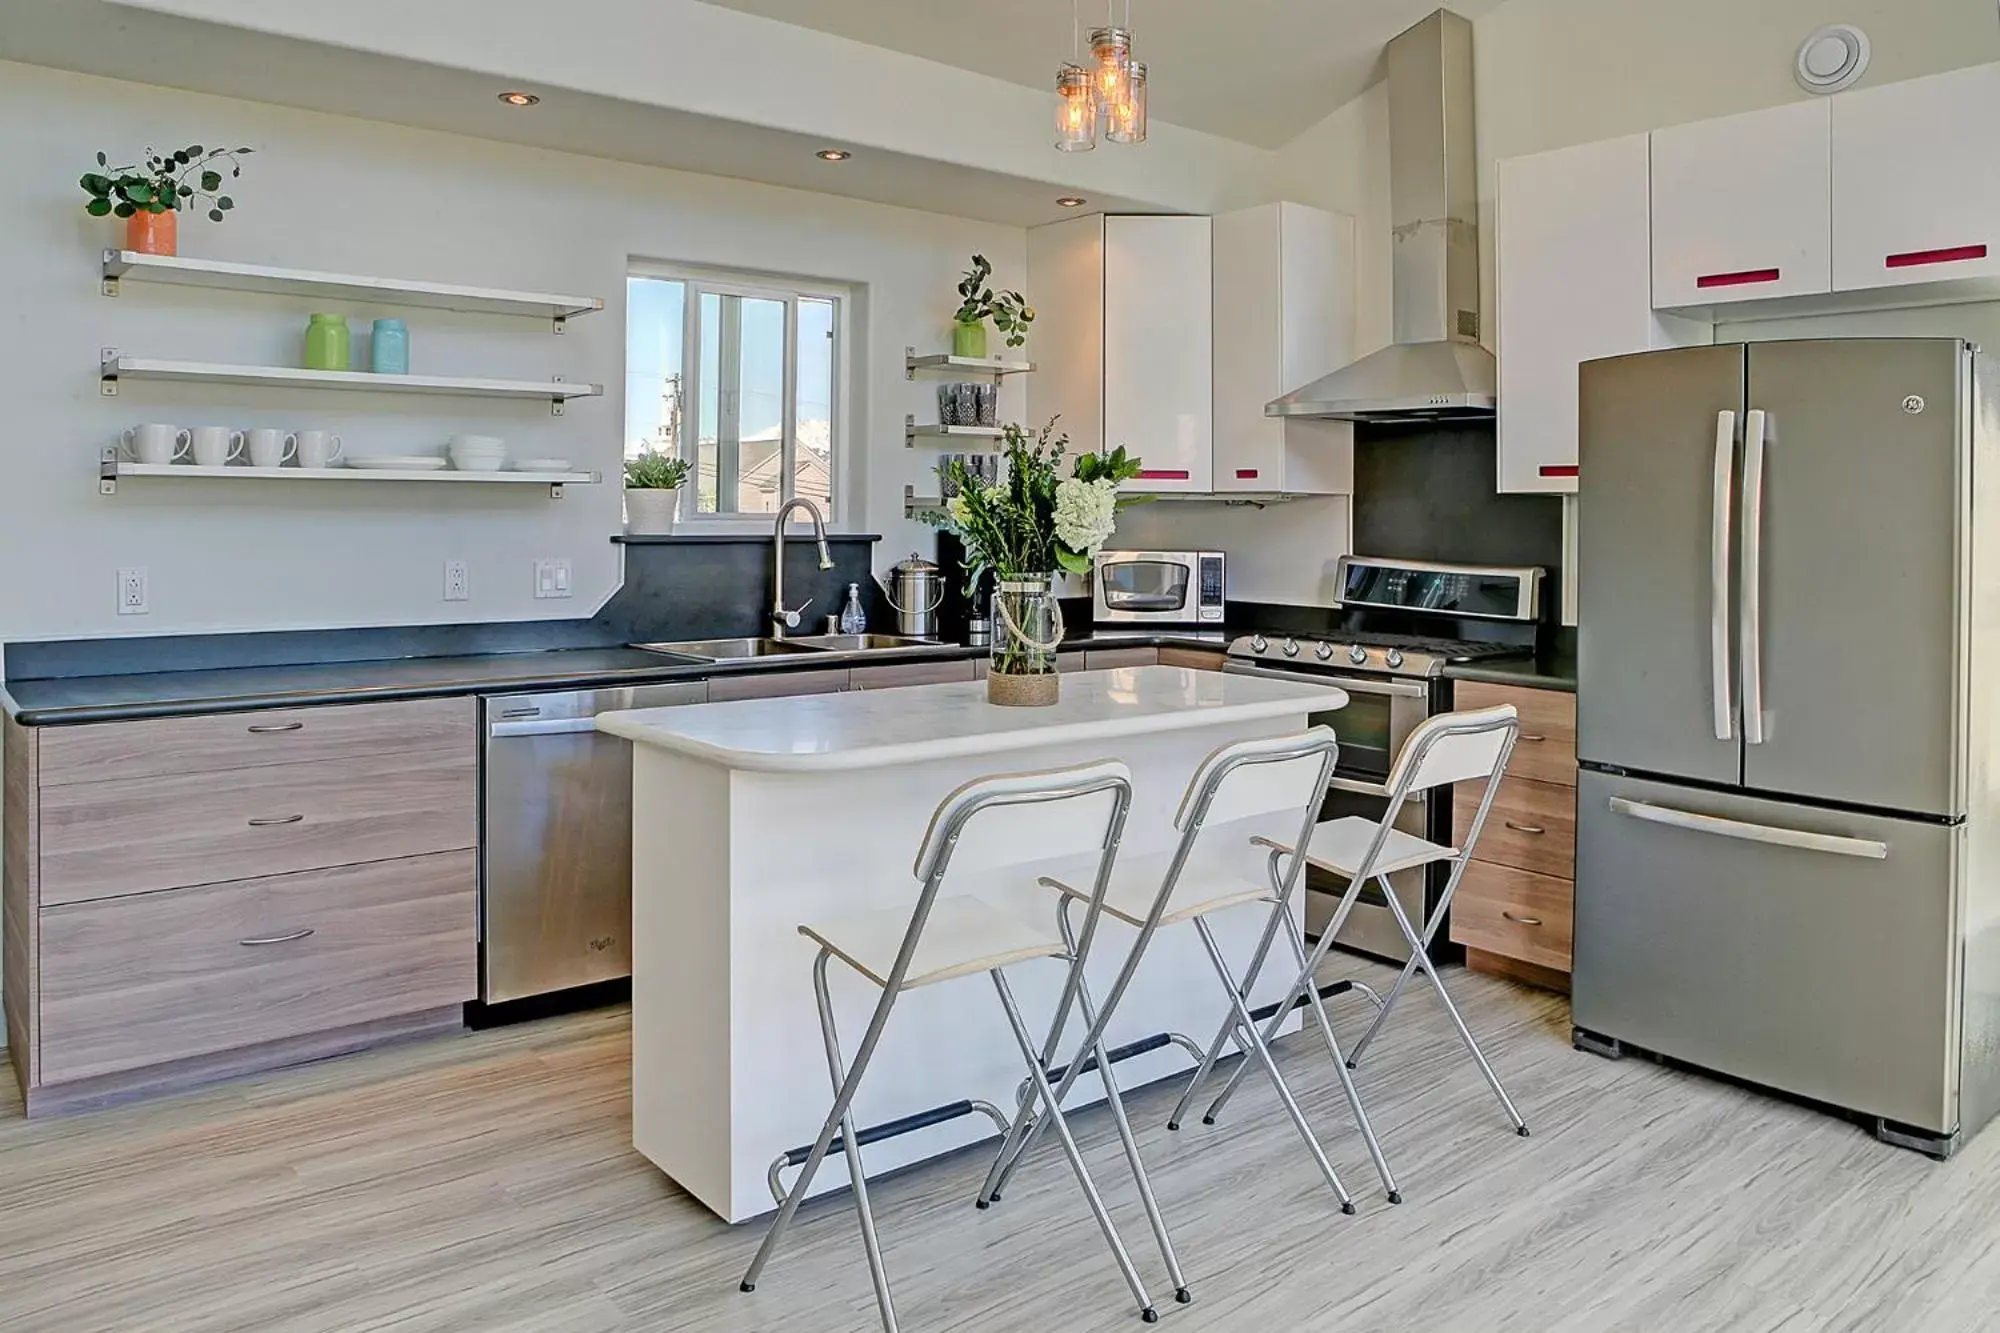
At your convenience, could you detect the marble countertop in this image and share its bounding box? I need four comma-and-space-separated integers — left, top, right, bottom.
596, 665, 1349, 772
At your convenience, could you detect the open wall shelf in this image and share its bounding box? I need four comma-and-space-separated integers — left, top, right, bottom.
903, 347, 1034, 380
99, 352, 601, 414
99, 454, 598, 499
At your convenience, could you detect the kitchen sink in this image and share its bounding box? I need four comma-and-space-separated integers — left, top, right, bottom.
780, 634, 944, 655
629, 637, 830, 662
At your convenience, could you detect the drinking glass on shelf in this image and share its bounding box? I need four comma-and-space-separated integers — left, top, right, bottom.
975, 383, 998, 426
937, 383, 959, 426
954, 383, 980, 427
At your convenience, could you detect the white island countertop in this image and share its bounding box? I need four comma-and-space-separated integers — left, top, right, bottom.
596, 665, 1348, 772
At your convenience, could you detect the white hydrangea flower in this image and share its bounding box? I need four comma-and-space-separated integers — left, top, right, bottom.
1054, 476, 1119, 554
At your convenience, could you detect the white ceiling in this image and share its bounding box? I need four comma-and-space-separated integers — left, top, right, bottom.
693, 0, 1510, 148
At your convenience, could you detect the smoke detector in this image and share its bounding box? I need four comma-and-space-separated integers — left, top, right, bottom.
1795, 25, 1870, 95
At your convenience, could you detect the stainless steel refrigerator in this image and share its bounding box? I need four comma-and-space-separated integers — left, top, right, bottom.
1573, 338, 2000, 1158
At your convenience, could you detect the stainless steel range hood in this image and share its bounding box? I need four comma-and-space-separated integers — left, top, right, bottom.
1266, 9, 1495, 424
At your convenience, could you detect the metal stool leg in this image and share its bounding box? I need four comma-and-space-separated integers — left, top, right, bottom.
990, 969, 1159, 1323
1278, 923, 1400, 1202
1164, 876, 1293, 1132
1345, 878, 1425, 1069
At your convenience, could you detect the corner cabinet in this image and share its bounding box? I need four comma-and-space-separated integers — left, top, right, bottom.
1029, 214, 1214, 494
1495, 134, 1708, 493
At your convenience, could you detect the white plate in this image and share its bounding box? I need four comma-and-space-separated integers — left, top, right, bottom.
347, 456, 449, 472
514, 458, 573, 473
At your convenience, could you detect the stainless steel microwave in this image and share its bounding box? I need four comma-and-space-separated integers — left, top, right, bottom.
1093, 550, 1226, 625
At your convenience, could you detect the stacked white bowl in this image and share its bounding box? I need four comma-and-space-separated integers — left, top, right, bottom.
448, 434, 508, 472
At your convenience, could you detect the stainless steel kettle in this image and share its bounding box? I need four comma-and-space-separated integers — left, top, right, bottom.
879, 553, 944, 640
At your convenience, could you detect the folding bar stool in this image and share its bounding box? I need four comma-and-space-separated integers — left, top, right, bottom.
738, 759, 1171, 1331
1192, 704, 1531, 1149
976, 727, 1399, 1219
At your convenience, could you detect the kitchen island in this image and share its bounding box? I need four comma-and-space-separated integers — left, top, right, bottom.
597, 665, 1349, 1222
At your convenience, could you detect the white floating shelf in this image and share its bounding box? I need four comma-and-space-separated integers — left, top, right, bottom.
101, 250, 603, 325
905, 420, 1006, 447
100, 353, 601, 410
904, 347, 1034, 380
99, 455, 599, 498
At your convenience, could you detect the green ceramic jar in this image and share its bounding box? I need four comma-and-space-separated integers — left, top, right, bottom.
304, 313, 352, 371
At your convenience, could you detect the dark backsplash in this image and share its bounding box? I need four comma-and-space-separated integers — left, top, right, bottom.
1351, 421, 1565, 622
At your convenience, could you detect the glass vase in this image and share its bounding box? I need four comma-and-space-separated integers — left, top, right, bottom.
989, 576, 1063, 706
953, 318, 989, 360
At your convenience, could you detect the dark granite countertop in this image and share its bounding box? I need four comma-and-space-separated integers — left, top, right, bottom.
1443, 644, 1577, 694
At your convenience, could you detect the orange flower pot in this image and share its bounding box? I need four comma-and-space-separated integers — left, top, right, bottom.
125, 209, 177, 257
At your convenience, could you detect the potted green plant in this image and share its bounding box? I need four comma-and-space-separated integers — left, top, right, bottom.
930, 418, 1140, 705
80, 144, 252, 257
952, 253, 1035, 359
624, 450, 692, 535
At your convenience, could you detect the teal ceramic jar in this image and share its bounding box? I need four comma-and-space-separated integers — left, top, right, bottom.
370, 318, 409, 375
304, 313, 351, 371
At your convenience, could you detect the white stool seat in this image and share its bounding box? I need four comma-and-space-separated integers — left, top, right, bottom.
1283, 816, 1459, 877
1037, 826, 1278, 929
801, 896, 1066, 991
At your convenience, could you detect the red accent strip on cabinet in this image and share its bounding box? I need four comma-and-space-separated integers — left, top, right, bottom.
1696, 268, 1782, 290
1887, 244, 1989, 269
1539, 465, 1580, 478
1235, 469, 1260, 480
1138, 469, 1190, 480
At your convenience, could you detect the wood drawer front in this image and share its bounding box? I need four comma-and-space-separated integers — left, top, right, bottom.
705, 668, 851, 702
38, 697, 473, 787
1450, 860, 1574, 972
39, 749, 475, 906
1158, 646, 1226, 672
847, 660, 977, 690
1083, 647, 1161, 671
1453, 681, 1576, 787
38, 850, 475, 1084
1456, 775, 1576, 880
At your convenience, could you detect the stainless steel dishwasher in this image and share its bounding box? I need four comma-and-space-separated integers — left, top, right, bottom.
480, 681, 707, 1005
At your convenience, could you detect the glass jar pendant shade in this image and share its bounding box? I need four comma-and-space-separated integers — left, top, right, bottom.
1106, 60, 1147, 143
1089, 26, 1132, 111
1055, 63, 1097, 151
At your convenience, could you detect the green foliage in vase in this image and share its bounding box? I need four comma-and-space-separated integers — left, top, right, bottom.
80, 144, 253, 223
624, 451, 692, 490
954, 253, 1036, 349
927, 416, 1142, 586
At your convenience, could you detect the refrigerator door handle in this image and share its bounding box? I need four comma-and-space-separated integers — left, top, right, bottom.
1740, 408, 1768, 745
1609, 796, 1888, 860
1710, 410, 1737, 741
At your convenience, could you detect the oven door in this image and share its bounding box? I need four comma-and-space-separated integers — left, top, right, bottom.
1223, 662, 1438, 961
1094, 554, 1195, 622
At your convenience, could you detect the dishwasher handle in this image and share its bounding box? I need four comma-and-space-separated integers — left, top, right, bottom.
490, 717, 604, 738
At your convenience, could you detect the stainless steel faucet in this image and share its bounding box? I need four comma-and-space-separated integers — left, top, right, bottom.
770, 497, 834, 637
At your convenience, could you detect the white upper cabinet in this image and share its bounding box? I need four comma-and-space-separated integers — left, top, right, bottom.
1833, 63, 2000, 293
1211, 203, 1354, 496
1029, 215, 1213, 494
1498, 134, 1706, 494
1651, 99, 1831, 308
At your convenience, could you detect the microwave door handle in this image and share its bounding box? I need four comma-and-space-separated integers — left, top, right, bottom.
1711, 409, 1737, 741
1740, 409, 1768, 745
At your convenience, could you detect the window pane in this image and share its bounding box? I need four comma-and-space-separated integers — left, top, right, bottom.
625, 277, 685, 461
696, 291, 721, 512
795, 297, 835, 514
695, 292, 788, 515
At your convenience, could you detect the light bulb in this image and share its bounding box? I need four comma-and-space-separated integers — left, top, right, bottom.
1089, 27, 1132, 114
1054, 63, 1096, 152
1106, 61, 1146, 144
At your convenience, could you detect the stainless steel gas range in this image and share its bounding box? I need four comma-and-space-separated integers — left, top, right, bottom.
1221, 555, 1544, 962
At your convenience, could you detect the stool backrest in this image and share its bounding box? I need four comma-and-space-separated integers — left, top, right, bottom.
1385, 704, 1519, 797
914, 758, 1134, 884
1175, 726, 1341, 833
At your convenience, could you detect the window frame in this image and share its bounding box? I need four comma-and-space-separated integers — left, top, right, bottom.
626, 261, 849, 528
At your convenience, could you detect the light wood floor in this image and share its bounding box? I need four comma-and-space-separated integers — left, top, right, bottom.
2, 960, 1994, 1332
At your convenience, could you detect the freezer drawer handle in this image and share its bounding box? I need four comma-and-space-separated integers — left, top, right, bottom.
1608, 797, 1887, 860
1710, 409, 1736, 741
490, 717, 602, 737
1503, 821, 1546, 836
1501, 911, 1543, 927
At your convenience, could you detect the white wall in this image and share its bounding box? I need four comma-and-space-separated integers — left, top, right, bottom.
0, 59, 1027, 642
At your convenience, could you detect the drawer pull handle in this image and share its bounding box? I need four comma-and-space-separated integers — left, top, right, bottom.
239, 928, 315, 947
1501, 911, 1543, 928
247, 813, 305, 827
246, 722, 304, 734
1503, 821, 1546, 836
1519, 734, 1548, 743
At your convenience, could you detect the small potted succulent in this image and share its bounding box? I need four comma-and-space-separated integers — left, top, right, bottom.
624, 450, 692, 535
952, 253, 1034, 359
80, 144, 252, 257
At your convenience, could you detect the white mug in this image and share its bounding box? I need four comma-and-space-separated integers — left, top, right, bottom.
245, 428, 297, 468
121, 424, 190, 465
189, 427, 244, 468
295, 430, 344, 469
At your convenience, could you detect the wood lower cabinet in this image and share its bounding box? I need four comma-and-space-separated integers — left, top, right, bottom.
1449, 681, 1577, 992
1158, 646, 1227, 672
4, 697, 479, 1114
1081, 647, 1160, 671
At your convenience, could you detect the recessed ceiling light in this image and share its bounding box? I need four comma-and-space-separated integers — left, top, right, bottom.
1056, 196, 1087, 208
815, 148, 853, 162
498, 91, 540, 107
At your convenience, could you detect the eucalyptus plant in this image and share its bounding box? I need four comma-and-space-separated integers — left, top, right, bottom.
954, 253, 1036, 348
80, 144, 252, 223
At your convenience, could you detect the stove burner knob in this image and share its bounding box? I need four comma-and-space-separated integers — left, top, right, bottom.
1348, 644, 1369, 665
1281, 638, 1300, 658
1250, 634, 1268, 654
1385, 649, 1405, 670
1314, 641, 1333, 661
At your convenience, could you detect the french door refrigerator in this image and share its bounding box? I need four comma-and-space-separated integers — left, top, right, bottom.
1573, 337, 2000, 1158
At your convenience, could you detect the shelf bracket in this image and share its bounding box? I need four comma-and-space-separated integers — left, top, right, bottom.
100, 249, 120, 298
549, 483, 566, 499
98, 446, 119, 495
551, 373, 566, 417
904, 345, 917, 381
100, 347, 119, 397
552, 315, 567, 337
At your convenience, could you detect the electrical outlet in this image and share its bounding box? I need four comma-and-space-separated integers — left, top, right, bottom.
116, 566, 149, 615
443, 559, 470, 602
534, 558, 573, 600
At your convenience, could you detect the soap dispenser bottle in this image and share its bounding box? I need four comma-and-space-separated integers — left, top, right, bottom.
839, 583, 867, 635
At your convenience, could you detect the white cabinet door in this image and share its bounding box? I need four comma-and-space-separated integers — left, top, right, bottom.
1833, 63, 2000, 293
1651, 99, 1831, 308
1498, 134, 1706, 494
1105, 216, 1214, 493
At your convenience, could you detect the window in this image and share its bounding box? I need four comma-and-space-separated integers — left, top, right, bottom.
626, 268, 842, 520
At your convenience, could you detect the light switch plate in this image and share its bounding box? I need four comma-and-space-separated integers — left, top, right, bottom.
117, 566, 148, 615
534, 558, 572, 599
443, 559, 470, 602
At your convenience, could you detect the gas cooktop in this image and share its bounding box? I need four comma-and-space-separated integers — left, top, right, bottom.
1226, 632, 1529, 679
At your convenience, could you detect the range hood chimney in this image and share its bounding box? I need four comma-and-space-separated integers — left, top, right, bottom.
1266, 9, 1495, 424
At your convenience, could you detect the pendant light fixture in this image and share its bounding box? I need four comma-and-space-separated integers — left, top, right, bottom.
1054, 0, 1144, 152
1055, 62, 1097, 152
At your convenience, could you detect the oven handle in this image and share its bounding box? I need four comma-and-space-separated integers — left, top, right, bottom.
1221, 661, 1429, 699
